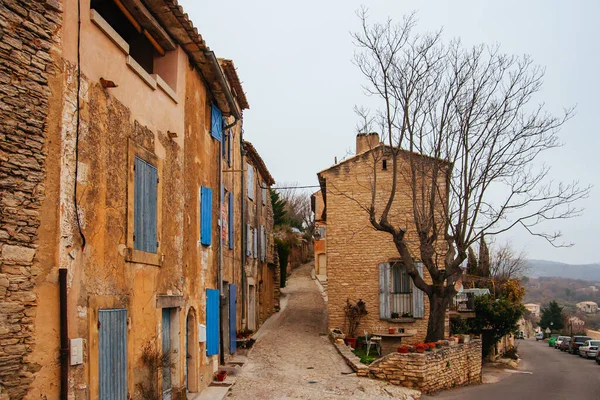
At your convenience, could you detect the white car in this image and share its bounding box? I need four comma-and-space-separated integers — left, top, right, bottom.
555, 336, 570, 349
578, 340, 600, 358
535, 332, 544, 341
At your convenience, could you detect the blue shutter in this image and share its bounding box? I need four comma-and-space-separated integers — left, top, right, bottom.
211, 105, 222, 142
134, 157, 158, 253
229, 284, 237, 354
98, 309, 128, 400
228, 194, 234, 250
206, 289, 220, 356
379, 263, 391, 319
200, 186, 213, 246
413, 262, 425, 318
162, 309, 172, 393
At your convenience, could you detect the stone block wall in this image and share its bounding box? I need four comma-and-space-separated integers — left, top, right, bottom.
366, 340, 482, 394
0, 1, 62, 398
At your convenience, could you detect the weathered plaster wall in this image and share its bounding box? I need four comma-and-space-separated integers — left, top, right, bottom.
321, 148, 448, 344
0, 0, 62, 398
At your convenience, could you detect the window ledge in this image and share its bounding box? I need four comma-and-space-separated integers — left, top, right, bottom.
91, 9, 130, 55
153, 74, 178, 104
387, 318, 416, 323
125, 248, 163, 266
126, 56, 157, 90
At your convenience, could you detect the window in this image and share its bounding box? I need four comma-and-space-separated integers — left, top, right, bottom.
211, 105, 222, 142
134, 157, 158, 253
91, 0, 159, 74
378, 262, 424, 319
247, 164, 255, 200
223, 130, 232, 166
200, 186, 213, 246
382, 159, 387, 170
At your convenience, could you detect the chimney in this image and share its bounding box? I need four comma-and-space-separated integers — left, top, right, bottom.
356, 132, 380, 154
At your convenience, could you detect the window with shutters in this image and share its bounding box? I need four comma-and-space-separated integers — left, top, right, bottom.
379, 262, 424, 320
247, 163, 255, 200
211, 105, 223, 142
126, 141, 162, 266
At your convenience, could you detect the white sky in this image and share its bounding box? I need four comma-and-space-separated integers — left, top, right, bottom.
180, 0, 599, 264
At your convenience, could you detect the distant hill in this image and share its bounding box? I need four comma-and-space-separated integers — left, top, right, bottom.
527, 260, 600, 281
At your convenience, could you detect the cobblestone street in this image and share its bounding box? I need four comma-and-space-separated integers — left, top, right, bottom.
229, 262, 419, 399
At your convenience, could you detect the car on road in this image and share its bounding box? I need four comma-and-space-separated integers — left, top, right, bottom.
578, 340, 600, 359
548, 336, 557, 347
535, 331, 544, 341
555, 336, 570, 349
516, 331, 525, 340
569, 336, 592, 355
559, 337, 571, 351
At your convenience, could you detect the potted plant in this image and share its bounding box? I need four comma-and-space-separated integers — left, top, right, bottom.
397, 345, 409, 353
391, 312, 400, 319
343, 299, 368, 349
215, 370, 227, 382
388, 327, 397, 334
458, 335, 465, 344
435, 341, 443, 349
415, 343, 426, 353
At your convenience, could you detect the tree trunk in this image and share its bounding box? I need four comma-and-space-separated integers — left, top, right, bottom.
425, 290, 449, 342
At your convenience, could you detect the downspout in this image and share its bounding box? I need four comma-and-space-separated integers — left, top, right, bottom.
59, 269, 68, 400
240, 131, 247, 326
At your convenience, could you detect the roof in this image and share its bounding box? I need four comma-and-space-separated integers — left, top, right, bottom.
524, 303, 540, 307
577, 301, 598, 306
220, 59, 249, 110
139, 0, 240, 118
459, 288, 490, 296
243, 141, 275, 186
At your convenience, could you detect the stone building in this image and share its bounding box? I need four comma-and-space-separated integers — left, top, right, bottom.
0, 1, 278, 399
242, 141, 279, 330
316, 133, 448, 344
577, 301, 598, 314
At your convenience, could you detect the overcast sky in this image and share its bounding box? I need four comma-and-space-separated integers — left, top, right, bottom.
180, 0, 599, 265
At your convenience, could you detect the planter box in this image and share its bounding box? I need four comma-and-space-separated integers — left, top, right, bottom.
389, 318, 416, 323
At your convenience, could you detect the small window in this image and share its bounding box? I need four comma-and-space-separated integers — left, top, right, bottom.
390, 262, 413, 316
91, 0, 159, 74
134, 157, 158, 253
382, 160, 387, 170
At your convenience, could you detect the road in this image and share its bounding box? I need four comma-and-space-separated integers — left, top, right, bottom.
229, 262, 419, 399
425, 338, 600, 400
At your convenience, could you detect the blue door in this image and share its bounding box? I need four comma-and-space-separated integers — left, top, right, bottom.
206, 289, 220, 356
229, 284, 237, 354
162, 309, 172, 399
98, 309, 127, 400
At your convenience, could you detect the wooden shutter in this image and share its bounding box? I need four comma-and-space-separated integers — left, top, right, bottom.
228, 193, 234, 250
98, 309, 127, 400
200, 186, 213, 246
227, 130, 232, 166
246, 224, 252, 256
259, 225, 265, 262
379, 263, 391, 319
247, 164, 254, 200
134, 157, 158, 253
253, 228, 258, 259
413, 262, 425, 318
210, 104, 222, 142
206, 289, 220, 356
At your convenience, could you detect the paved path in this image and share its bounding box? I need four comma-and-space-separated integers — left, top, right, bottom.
229, 262, 419, 399
424, 338, 600, 400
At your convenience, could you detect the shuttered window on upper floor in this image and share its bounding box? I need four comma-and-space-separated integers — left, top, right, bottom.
247, 163, 254, 200
134, 157, 158, 253
200, 186, 213, 246
211, 105, 222, 142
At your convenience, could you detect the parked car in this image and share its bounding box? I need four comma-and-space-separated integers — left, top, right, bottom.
548, 336, 557, 347
579, 340, 600, 358
569, 336, 592, 354
555, 336, 570, 349
516, 331, 524, 340
595, 349, 600, 365
559, 337, 571, 351
535, 331, 544, 341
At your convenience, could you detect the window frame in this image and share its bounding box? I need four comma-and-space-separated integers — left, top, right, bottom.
126, 140, 163, 266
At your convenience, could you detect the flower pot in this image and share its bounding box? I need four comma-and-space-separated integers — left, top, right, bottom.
416, 347, 425, 353
216, 371, 227, 382
344, 337, 357, 349
398, 346, 409, 354
388, 328, 396, 334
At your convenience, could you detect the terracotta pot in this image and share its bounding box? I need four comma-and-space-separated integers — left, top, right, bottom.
398, 346, 409, 354
416, 347, 425, 353
216, 371, 227, 382
344, 337, 357, 349
388, 327, 396, 334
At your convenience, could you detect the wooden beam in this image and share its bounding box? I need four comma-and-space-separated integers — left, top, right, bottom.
119, 0, 177, 51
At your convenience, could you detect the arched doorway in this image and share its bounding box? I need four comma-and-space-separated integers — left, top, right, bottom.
186, 308, 198, 392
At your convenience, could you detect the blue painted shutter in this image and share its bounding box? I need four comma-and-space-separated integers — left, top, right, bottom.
413, 262, 425, 318
228, 194, 234, 250
210, 105, 222, 142
229, 284, 237, 354
200, 186, 213, 246
379, 263, 391, 319
98, 309, 127, 400
206, 289, 220, 356
134, 157, 158, 253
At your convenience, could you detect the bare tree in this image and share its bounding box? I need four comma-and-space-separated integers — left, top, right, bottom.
489, 242, 529, 281
276, 182, 314, 233
351, 8, 590, 341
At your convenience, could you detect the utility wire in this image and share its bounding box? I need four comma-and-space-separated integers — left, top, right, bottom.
269, 185, 321, 190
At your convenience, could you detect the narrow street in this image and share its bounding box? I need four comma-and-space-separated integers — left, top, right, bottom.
425, 338, 600, 400
229, 262, 419, 399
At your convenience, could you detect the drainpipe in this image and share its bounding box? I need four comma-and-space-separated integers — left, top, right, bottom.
59, 268, 69, 400
240, 131, 247, 327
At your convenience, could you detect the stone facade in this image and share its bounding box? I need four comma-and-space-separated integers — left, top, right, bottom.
317, 135, 448, 344
0, 0, 62, 398
365, 340, 482, 394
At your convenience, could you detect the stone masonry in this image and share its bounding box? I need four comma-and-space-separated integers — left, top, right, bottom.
0, 0, 62, 398
365, 340, 482, 394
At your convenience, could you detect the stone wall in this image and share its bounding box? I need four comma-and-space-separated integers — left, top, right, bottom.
365, 340, 482, 394
0, 0, 62, 398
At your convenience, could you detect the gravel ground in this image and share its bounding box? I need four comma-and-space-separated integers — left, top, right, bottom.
229, 262, 420, 400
